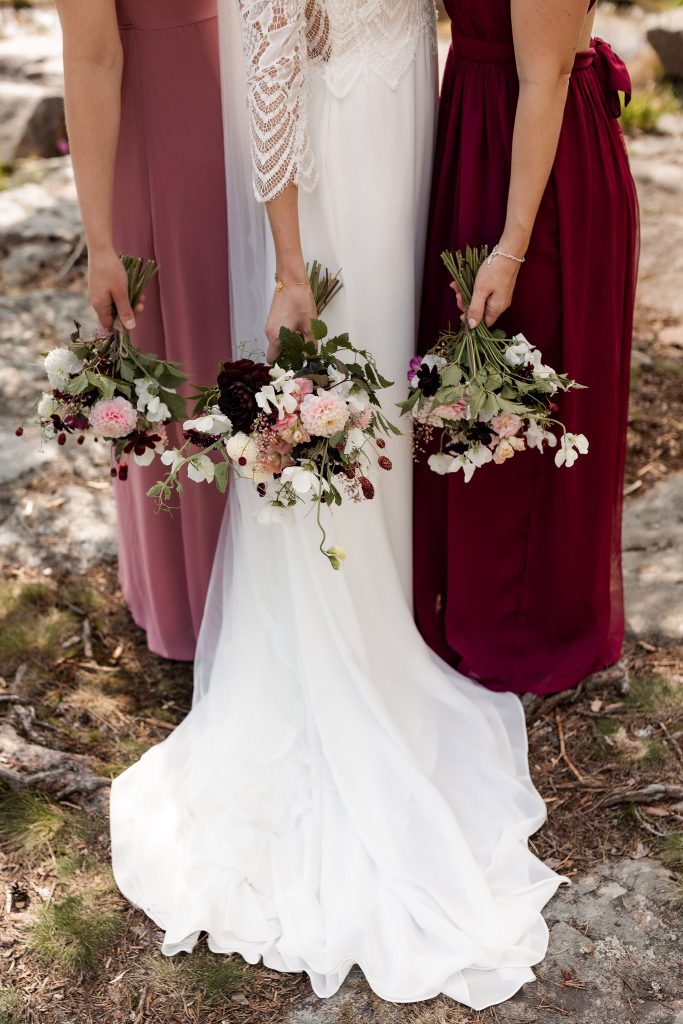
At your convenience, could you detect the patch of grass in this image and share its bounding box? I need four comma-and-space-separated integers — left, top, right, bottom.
0, 580, 75, 666
0, 791, 67, 857
642, 738, 668, 764
0, 986, 25, 1024
626, 672, 683, 714
147, 952, 245, 1009
660, 832, 683, 871
29, 894, 122, 974
621, 85, 680, 136
594, 717, 621, 737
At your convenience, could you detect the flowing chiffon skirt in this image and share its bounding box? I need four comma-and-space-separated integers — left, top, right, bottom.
112, 0, 231, 660
414, 6, 639, 695
111, 33, 565, 1011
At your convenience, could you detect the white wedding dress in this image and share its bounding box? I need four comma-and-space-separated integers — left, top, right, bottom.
110, 0, 565, 1010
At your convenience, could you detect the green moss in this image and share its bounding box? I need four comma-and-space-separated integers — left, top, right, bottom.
642, 739, 668, 764
29, 894, 122, 974
594, 717, 621, 737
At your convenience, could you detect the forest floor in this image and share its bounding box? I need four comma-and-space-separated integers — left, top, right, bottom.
1, 6, 683, 1024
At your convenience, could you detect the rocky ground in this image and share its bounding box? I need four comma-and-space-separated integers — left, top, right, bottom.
0, 5, 682, 1024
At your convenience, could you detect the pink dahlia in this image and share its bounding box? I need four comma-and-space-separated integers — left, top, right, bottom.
89, 397, 137, 438
300, 392, 350, 438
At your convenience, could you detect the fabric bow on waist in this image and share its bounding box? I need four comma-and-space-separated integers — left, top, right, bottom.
591, 37, 632, 119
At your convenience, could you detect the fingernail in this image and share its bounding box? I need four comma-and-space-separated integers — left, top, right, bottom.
124, 318, 136, 330
468, 318, 477, 329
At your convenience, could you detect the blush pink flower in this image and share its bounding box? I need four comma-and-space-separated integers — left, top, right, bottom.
432, 399, 468, 422
300, 392, 350, 437
289, 377, 314, 406
492, 435, 526, 465
272, 413, 310, 445
491, 412, 522, 438
259, 436, 294, 474
354, 408, 372, 429
89, 397, 137, 438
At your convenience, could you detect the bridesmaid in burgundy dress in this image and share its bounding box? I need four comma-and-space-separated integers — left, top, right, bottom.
56, 0, 231, 660
415, 0, 638, 695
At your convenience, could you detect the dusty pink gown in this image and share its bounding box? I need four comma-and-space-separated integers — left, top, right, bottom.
112, 0, 230, 660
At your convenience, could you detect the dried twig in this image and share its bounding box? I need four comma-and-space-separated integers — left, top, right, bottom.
555, 711, 587, 783
658, 721, 683, 764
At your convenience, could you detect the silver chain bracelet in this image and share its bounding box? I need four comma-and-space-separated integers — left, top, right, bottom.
487, 245, 526, 267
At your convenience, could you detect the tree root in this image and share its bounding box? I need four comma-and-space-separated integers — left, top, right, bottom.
0, 722, 109, 814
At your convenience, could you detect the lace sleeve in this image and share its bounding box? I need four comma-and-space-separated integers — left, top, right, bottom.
237, 0, 318, 202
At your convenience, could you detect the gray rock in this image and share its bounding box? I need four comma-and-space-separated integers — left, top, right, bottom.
648, 10, 683, 80
280, 858, 683, 1024
0, 80, 64, 163
0, 159, 81, 245
623, 473, 683, 641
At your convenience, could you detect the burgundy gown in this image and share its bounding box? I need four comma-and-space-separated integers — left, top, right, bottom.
414, 1, 638, 695
112, 0, 230, 661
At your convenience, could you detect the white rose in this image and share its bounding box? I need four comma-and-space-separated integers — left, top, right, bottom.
44, 348, 83, 389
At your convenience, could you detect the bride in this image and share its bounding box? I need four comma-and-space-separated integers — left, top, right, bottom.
111, 0, 564, 1009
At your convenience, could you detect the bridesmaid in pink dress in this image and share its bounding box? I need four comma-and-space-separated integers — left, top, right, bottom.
57, 0, 230, 660
414, 0, 638, 695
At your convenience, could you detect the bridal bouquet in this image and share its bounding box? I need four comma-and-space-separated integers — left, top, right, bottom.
400, 247, 588, 481
19, 257, 187, 479
150, 265, 397, 569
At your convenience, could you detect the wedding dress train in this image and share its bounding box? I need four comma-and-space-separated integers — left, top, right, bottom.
110, 0, 565, 1009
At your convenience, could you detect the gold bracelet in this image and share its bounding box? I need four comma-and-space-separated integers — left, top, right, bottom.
487, 245, 526, 267
274, 274, 310, 293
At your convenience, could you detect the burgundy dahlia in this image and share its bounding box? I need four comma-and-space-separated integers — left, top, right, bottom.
216, 359, 271, 433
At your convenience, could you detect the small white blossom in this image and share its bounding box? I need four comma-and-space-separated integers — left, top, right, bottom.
187, 454, 215, 484
133, 447, 156, 467
144, 395, 171, 423
44, 348, 83, 389
467, 445, 493, 468
160, 448, 184, 473
37, 393, 60, 419
344, 427, 366, 455
183, 406, 232, 435
256, 504, 294, 526
525, 420, 558, 452
555, 432, 589, 468
281, 465, 320, 495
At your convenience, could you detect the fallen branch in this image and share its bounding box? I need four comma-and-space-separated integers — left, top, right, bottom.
0, 723, 109, 813
600, 783, 683, 809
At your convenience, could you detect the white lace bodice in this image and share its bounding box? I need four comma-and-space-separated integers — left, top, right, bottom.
237, 0, 436, 201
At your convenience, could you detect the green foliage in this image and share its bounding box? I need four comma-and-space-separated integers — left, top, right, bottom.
621, 85, 680, 136
29, 894, 122, 974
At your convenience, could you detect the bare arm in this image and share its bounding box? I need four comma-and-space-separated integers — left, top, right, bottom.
463, 0, 590, 328
55, 0, 138, 330
264, 185, 317, 363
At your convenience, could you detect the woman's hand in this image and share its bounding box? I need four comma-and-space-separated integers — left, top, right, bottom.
88, 248, 144, 332
451, 254, 522, 330
265, 282, 317, 364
